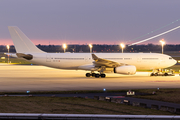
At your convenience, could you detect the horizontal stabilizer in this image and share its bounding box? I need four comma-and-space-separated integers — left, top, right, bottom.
4, 53, 17, 58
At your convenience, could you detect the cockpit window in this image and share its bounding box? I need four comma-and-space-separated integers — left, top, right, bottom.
169, 57, 173, 60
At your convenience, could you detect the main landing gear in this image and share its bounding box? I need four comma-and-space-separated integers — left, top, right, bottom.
86, 67, 106, 78
86, 73, 106, 78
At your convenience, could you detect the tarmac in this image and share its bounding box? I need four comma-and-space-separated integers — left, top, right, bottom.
0, 63, 180, 92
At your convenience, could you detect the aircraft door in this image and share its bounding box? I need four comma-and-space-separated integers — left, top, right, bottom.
46, 55, 51, 62
85, 56, 88, 62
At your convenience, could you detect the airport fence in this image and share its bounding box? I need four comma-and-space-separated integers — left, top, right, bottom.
94, 96, 180, 114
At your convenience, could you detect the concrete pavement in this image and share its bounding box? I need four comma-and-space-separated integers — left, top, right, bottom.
0, 64, 180, 92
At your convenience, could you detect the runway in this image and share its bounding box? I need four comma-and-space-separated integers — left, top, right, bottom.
0, 64, 180, 92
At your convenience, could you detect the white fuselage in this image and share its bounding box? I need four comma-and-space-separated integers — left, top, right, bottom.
27, 53, 176, 71
7, 26, 177, 75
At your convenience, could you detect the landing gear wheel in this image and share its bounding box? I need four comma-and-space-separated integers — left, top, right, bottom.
95, 74, 100, 78
164, 73, 168, 76
92, 73, 96, 77
154, 73, 158, 76
86, 73, 91, 77
150, 73, 154, 76
101, 74, 106, 78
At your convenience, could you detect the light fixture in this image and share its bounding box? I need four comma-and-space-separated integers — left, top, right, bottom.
120, 43, 125, 53
63, 44, 67, 53
89, 44, 93, 53
159, 39, 165, 54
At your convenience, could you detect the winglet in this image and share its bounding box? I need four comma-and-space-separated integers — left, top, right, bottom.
92, 54, 98, 60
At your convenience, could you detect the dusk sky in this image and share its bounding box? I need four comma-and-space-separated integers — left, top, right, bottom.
0, 0, 180, 45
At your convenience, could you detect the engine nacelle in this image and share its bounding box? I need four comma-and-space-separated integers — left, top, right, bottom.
114, 65, 136, 75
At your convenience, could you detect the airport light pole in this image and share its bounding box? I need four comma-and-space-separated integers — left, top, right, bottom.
120, 43, 125, 53
6, 45, 10, 64
159, 39, 165, 54
89, 44, 93, 53
63, 43, 67, 53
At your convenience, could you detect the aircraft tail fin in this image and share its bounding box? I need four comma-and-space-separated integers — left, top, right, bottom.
8, 26, 45, 53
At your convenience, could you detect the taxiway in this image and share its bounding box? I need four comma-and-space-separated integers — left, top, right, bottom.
0, 64, 180, 92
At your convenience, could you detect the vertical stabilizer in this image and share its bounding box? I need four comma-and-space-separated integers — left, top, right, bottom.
8, 26, 45, 53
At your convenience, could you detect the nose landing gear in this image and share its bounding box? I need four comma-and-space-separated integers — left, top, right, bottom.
150, 69, 175, 76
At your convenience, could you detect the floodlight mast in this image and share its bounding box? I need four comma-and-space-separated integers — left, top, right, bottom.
120, 43, 125, 53
6, 45, 10, 63
159, 39, 165, 54
89, 44, 93, 53
63, 44, 67, 53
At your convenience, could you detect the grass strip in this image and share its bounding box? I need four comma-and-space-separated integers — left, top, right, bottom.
0, 96, 174, 115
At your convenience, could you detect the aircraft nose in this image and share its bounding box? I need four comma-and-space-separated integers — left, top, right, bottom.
173, 59, 177, 65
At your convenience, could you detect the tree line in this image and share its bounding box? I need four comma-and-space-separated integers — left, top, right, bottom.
0, 44, 180, 53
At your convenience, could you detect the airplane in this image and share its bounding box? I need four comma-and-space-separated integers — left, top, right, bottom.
7, 26, 177, 78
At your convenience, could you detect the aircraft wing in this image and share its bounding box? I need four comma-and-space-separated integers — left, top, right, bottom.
92, 54, 122, 67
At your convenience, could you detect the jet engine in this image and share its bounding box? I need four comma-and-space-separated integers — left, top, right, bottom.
114, 65, 136, 75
